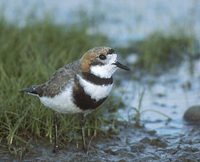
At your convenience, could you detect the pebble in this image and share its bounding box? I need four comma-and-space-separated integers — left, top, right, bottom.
117, 159, 126, 162
140, 137, 168, 148
183, 106, 200, 122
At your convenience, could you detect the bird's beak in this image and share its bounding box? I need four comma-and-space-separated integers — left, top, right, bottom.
112, 61, 130, 71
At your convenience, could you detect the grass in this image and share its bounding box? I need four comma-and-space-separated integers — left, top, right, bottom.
121, 31, 198, 75
132, 89, 171, 127
0, 18, 115, 157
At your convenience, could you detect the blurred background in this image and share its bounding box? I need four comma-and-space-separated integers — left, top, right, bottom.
0, 0, 200, 161
1, 0, 200, 44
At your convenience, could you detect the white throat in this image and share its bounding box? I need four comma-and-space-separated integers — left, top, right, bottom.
90, 54, 118, 78
77, 75, 113, 101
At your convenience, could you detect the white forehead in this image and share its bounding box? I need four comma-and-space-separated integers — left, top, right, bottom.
106, 54, 117, 64
90, 54, 118, 78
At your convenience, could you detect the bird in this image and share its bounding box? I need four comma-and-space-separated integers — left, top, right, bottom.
21, 47, 130, 153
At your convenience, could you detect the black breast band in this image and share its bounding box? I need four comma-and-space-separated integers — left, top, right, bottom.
82, 72, 113, 86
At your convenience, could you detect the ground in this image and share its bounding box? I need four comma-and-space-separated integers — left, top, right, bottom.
1, 122, 200, 162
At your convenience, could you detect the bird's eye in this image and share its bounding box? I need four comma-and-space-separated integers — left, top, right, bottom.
99, 54, 107, 60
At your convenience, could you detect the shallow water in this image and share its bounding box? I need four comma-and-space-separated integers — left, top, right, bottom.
116, 57, 200, 135
1, 0, 200, 44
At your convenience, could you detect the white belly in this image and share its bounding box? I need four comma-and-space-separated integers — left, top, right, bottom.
39, 84, 82, 114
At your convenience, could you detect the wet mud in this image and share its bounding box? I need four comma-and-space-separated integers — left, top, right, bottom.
1, 123, 200, 162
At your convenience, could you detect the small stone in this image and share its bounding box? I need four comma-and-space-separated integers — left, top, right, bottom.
140, 137, 167, 148
181, 81, 192, 90
117, 159, 126, 162
184, 106, 200, 122
147, 130, 157, 135
131, 143, 145, 152
104, 147, 118, 155
156, 93, 166, 98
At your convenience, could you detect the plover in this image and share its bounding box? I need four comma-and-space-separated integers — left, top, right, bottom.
22, 47, 130, 152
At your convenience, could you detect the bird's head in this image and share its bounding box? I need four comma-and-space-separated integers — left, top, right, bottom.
80, 47, 130, 78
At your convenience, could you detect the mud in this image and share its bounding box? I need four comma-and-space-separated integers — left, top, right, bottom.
1, 123, 200, 162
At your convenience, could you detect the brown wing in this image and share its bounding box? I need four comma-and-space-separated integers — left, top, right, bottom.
37, 60, 81, 97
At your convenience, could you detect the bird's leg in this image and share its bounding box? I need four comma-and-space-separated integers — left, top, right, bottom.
80, 113, 87, 152
52, 112, 59, 153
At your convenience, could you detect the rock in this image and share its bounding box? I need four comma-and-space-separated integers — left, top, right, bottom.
184, 106, 200, 122
140, 137, 167, 148
146, 130, 157, 136
104, 147, 118, 155
117, 159, 126, 162
155, 93, 166, 98
104, 147, 129, 156
130, 143, 145, 152
181, 81, 192, 90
